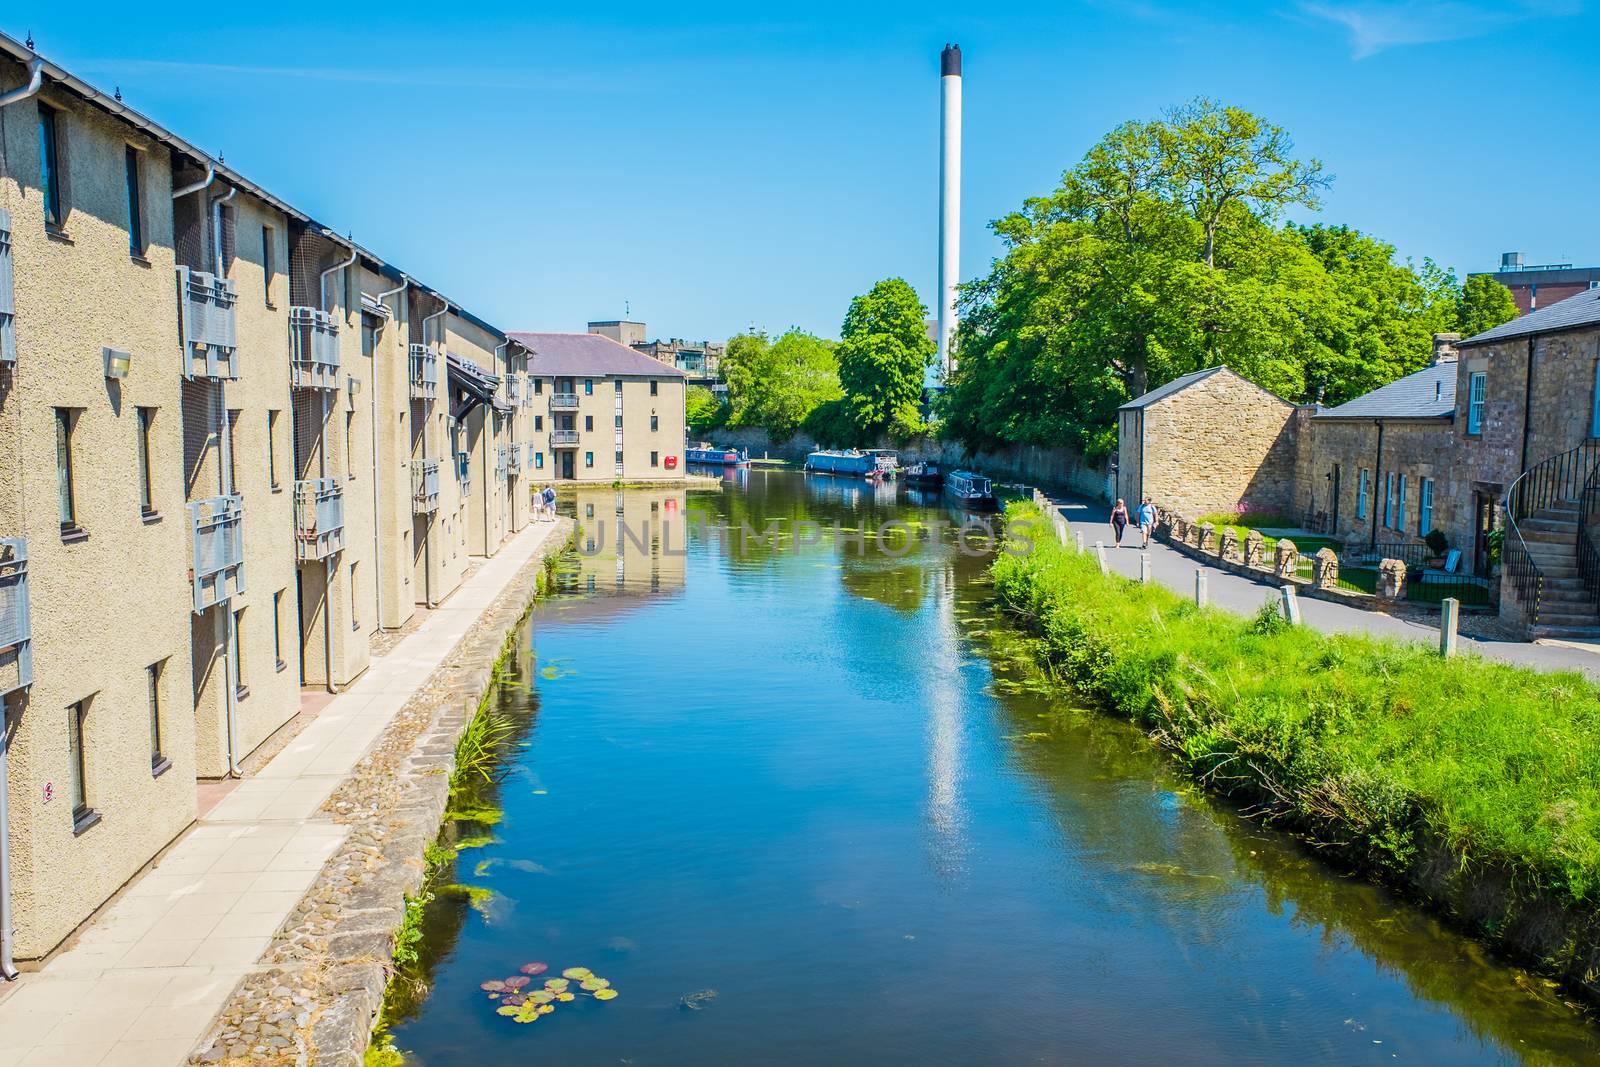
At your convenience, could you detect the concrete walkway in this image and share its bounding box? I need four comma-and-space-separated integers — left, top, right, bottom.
0, 520, 565, 1067
1052, 497, 1600, 679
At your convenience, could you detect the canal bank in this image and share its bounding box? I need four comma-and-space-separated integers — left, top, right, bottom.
997, 499, 1600, 1010
374, 472, 1600, 1065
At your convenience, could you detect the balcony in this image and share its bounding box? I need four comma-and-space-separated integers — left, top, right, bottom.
412, 458, 440, 514
289, 306, 341, 390
508, 376, 521, 402
189, 495, 245, 612
551, 429, 580, 448
550, 393, 580, 410
294, 479, 345, 561
507, 443, 522, 474
409, 344, 439, 401
495, 444, 509, 480
0, 538, 33, 695
178, 267, 239, 379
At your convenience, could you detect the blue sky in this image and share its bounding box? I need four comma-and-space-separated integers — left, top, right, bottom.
13, 1, 1597, 341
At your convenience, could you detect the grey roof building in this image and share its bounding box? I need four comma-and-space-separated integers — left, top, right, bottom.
1313, 362, 1457, 421
510, 332, 689, 378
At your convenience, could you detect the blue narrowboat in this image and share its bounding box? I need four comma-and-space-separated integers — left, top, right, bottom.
804, 449, 877, 476
686, 444, 750, 467
945, 470, 998, 511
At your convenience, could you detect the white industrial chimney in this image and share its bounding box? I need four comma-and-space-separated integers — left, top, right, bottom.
937, 44, 962, 380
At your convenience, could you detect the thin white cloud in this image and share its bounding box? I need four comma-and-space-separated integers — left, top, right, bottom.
1297, 0, 1582, 58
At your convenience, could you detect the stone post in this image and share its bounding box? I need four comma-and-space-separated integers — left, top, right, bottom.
1279, 585, 1302, 625
1074, 531, 1084, 553
1243, 530, 1265, 569
1218, 527, 1240, 563
1311, 547, 1339, 591
1095, 541, 1109, 575
1377, 558, 1408, 600
1199, 522, 1217, 554
1440, 597, 1460, 657
1140, 553, 1152, 583
1195, 570, 1208, 607
1273, 538, 1299, 580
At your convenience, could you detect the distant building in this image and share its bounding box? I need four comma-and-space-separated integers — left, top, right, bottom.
585, 321, 726, 394
1471, 252, 1600, 315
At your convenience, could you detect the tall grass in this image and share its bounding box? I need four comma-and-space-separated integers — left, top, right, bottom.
995, 502, 1600, 912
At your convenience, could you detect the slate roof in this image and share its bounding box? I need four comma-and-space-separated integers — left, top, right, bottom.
510, 332, 686, 377
1117, 366, 1227, 410
1458, 286, 1600, 348
1313, 362, 1456, 420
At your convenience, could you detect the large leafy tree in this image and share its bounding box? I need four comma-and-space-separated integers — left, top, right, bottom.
719, 329, 840, 437
837, 278, 935, 440
1457, 274, 1519, 338
685, 386, 725, 433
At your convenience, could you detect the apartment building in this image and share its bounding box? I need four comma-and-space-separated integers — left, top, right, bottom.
511, 332, 688, 482
0, 37, 534, 968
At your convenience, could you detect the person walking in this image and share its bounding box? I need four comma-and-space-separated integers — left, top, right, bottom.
1110, 498, 1130, 547
1137, 496, 1158, 549
543, 484, 557, 521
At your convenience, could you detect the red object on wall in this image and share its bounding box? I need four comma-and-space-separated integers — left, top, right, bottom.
665, 455, 678, 469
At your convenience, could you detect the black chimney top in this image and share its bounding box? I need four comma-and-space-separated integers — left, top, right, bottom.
941, 44, 962, 77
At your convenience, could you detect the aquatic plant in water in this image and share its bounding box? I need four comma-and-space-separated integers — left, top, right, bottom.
479, 962, 620, 1026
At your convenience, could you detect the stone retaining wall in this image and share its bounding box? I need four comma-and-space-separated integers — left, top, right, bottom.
189, 519, 574, 1066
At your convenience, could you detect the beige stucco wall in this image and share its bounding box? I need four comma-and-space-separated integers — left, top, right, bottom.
0, 74, 196, 958
529, 372, 687, 484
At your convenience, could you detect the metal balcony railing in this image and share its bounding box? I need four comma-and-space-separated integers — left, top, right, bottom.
294, 478, 345, 561
507, 443, 522, 474
551, 429, 579, 447
495, 444, 509, 480
508, 376, 521, 402
409, 343, 439, 401
412, 458, 440, 514
550, 393, 580, 410
178, 267, 239, 379
189, 495, 245, 612
289, 306, 341, 390
0, 537, 33, 694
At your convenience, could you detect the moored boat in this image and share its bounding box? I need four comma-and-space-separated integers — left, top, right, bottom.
945, 469, 997, 510
805, 449, 877, 476
903, 461, 943, 487
686, 444, 750, 467
864, 449, 900, 475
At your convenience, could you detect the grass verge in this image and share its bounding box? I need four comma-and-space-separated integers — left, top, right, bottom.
997, 501, 1600, 997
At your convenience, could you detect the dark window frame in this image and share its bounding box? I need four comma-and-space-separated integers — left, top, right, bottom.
68, 698, 98, 832
38, 103, 65, 230
136, 407, 156, 516
124, 145, 144, 256
262, 225, 276, 306
148, 661, 168, 775
55, 407, 81, 536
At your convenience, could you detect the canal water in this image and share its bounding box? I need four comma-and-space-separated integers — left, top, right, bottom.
383, 470, 1600, 1065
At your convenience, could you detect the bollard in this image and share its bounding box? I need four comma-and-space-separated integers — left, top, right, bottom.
1439, 597, 1460, 657
1095, 541, 1109, 575
1279, 584, 1302, 625
1074, 531, 1084, 553
1195, 570, 1208, 607
1140, 553, 1152, 583
1054, 517, 1068, 545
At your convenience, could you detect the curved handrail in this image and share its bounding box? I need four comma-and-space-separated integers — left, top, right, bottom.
1503, 440, 1600, 628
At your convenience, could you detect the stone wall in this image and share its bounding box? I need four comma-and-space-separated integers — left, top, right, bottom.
1127, 368, 1299, 518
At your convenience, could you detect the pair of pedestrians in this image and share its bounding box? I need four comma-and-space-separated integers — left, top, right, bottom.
1110, 496, 1158, 549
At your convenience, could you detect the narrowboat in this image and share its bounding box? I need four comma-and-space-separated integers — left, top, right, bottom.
945, 470, 998, 511
686, 444, 750, 467
804, 449, 877, 476
864, 449, 900, 474
903, 461, 944, 487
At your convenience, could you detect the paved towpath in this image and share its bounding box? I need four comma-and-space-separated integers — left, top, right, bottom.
0, 519, 565, 1067
1051, 496, 1600, 679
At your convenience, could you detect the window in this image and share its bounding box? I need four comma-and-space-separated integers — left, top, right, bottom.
615, 379, 623, 394
584, 379, 593, 395
650, 451, 659, 467
585, 415, 594, 432
124, 146, 144, 255
1419, 478, 1434, 536
650, 380, 658, 396
55, 408, 79, 533
268, 410, 281, 488
233, 608, 247, 697
615, 414, 623, 428
38, 104, 63, 229
68, 699, 93, 829
350, 562, 360, 631
218, 203, 235, 276
615, 450, 624, 467
534, 378, 543, 395
651, 415, 659, 432
534, 415, 543, 431
1467, 372, 1486, 434
136, 407, 155, 516
262, 226, 276, 305
1357, 469, 1368, 520
1396, 475, 1407, 534
147, 662, 167, 774
227, 410, 240, 492
1382, 472, 1395, 529
345, 411, 355, 478
273, 589, 285, 670
585, 451, 594, 468
534, 452, 544, 470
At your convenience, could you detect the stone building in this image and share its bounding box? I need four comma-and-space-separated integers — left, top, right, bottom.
0, 35, 542, 967
1119, 288, 1600, 637
1115, 366, 1301, 519
586, 320, 725, 393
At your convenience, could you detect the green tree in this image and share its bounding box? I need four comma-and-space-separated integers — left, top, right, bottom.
719, 330, 770, 428
719, 329, 840, 437
685, 386, 725, 433
1457, 274, 1519, 338
837, 278, 935, 440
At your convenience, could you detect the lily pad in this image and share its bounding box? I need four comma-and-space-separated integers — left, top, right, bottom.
496, 1005, 520, 1017
580, 977, 610, 991
528, 990, 555, 1005
538, 1004, 555, 1015
503, 976, 531, 990
556, 992, 576, 1002
480, 980, 507, 992
562, 967, 593, 980
520, 962, 548, 975
593, 988, 619, 1001
544, 978, 569, 991
504, 994, 526, 1006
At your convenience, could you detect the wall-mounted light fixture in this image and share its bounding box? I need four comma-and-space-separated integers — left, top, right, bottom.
103, 347, 132, 380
